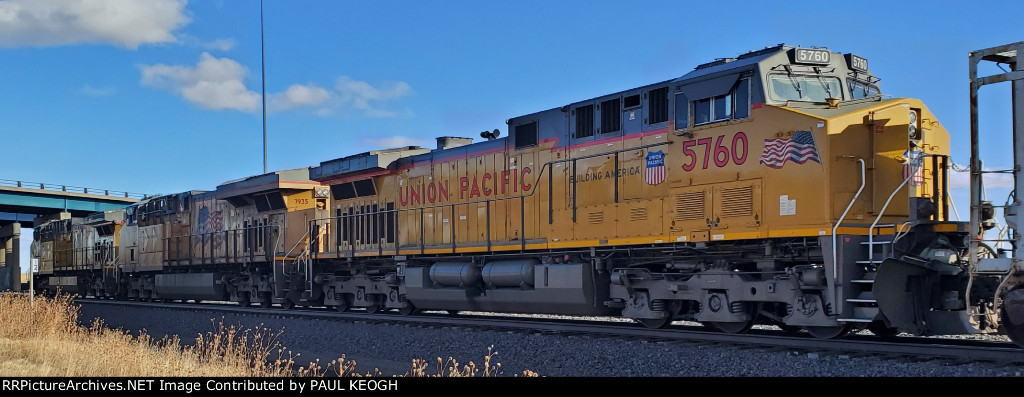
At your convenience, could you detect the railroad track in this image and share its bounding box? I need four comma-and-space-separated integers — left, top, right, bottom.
75, 299, 1024, 364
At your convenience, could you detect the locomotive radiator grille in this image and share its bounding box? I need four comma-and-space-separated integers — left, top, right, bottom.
675, 192, 705, 221
720, 186, 753, 218
629, 207, 648, 221
587, 211, 604, 224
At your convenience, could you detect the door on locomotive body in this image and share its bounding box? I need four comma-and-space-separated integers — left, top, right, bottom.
569, 98, 615, 241
309, 186, 331, 255
465, 147, 504, 248
118, 205, 140, 272
71, 223, 87, 270
443, 155, 470, 249
34, 222, 54, 276
94, 222, 118, 270
512, 115, 568, 244
704, 77, 762, 239
37, 228, 53, 276
869, 103, 915, 220
164, 193, 190, 264
352, 179, 381, 254
229, 199, 263, 263
54, 219, 74, 272
828, 109, 874, 225
268, 211, 286, 260
509, 120, 540, 245
136, 198, 166, 272
242, 213, 271, 263
618, 85, 672, 241
83, 224, 98, 270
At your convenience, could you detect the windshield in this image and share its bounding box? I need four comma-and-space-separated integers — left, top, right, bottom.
769, 75, 843, 102
848, 79, 880, 99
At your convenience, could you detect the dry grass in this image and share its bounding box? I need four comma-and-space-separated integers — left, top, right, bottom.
0, 293, 537, 377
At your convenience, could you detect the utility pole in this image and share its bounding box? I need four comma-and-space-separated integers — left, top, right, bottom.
261, 0, 268, 174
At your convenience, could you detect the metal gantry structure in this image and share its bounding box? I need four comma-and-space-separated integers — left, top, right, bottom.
968, 42, 1024, 318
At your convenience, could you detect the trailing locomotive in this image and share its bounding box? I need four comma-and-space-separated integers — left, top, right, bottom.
34, 44, 1006, 344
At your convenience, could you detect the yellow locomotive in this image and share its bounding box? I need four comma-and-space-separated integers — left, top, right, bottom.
35, 44, 987, 342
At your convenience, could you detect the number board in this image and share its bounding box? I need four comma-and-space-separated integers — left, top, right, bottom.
845, 54, 868, 71
791, 48, 831, 65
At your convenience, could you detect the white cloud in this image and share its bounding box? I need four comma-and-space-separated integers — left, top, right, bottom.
364, 136, 426, 148
950, 166, 1016, 189
0, 0, 189, 49
201, 38, 235, 51
335, 76, 411, 118
179, 34, 235, 51
269, 83, 330, 112
139, 58, 412, 117
140, 52, 261, 112
81, 84, 115, 96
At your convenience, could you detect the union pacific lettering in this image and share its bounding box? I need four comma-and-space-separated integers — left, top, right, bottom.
398, 167, 533, 206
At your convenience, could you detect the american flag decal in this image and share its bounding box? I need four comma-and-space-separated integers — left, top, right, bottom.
645, 150, 666, 185
759, 130, 821, 169
902, 149, 924, 186
196, 206, 225, 249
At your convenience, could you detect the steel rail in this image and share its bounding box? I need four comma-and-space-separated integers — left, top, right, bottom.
75, 299, 1024, 363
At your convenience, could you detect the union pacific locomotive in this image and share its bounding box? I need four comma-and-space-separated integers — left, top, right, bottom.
33, 44, 1006, 343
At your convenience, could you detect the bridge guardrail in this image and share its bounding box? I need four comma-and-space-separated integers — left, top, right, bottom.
0, 179, 149, 199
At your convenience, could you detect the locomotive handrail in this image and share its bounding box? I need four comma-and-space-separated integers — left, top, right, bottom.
162, 224, 278, 266
831, 158, 865, 315
307, 140, 672, 258
867, 173, 914, 264
281, 226, 313, 292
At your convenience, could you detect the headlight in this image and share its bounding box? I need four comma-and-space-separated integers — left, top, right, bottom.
908, 110, 919, 140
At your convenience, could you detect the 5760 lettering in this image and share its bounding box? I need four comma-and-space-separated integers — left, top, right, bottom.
681, 132, 748, 171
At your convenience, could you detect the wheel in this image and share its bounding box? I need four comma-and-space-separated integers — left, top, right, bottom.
1001, 288, 1024, 348
867, 322, 900, 338
281, 299, 295, 310
258, 292, 272, 308
364, 301, 381, 314
710, 320, 754, 334
1004, 308, 1024, 348
398, 303, 418, 316
237, 292, 250, 308
806, 325, 853, 339
332, 295, 351, 312
193, 299, 203, 304
708, 302, 758, 334
635, 317, 671, 329
778, 324, 804, 335
446, 310, 459, 315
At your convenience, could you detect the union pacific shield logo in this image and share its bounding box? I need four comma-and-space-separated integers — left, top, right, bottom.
645, 150, 665, 185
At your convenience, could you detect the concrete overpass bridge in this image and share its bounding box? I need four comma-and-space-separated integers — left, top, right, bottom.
0, 179, 148, 291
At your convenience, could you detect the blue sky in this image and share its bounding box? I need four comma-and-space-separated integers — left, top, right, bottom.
5, 0, 1023, 271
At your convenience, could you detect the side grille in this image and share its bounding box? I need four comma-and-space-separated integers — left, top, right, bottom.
588, 211, 604, 224
675, 192, 705, 221
720, 186, 753, 218
630, 207, 648, 221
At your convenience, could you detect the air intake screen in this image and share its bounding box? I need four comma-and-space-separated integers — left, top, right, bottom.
720, 186, 753, 218
675, 192, 705, 221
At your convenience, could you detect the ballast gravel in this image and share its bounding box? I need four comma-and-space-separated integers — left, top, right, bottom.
77, 302, 1024, 377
